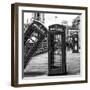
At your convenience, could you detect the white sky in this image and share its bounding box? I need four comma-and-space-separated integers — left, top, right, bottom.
24, 12, 79, 28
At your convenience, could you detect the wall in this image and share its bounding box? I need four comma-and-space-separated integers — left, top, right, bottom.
0, 0, 89, 90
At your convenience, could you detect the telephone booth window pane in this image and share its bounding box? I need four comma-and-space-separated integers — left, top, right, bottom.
75, 44, 77, 50
32, 32, 38, 37
29, 39, 34, 43
31, 36, 38, 42
75, 37, 77, 41
30, 31, 40, 43
54, 35, 62, 67
33, 31, 40, 38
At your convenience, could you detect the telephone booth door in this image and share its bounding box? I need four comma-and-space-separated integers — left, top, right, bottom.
48, 24, 66, 75
72, 34, 79, 53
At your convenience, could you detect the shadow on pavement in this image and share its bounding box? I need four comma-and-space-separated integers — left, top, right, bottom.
24, 71, 46, 77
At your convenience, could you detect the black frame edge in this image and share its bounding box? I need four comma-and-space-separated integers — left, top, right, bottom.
11, 4, 15, 87
11, 3, 19, 87
85, 7, 88, 83
13, 2, 88, 10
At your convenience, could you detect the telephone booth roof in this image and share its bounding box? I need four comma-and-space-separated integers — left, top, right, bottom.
49, 24, 66, 28
32, 20, 48, 32
49, 24, 66, 32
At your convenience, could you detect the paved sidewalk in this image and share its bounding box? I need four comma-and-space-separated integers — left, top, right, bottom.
24, 50, 80, 77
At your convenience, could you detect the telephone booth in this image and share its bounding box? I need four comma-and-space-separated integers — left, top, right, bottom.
48, 24, 66, 75
24, 20, 47, 68
72, 34, 79, 53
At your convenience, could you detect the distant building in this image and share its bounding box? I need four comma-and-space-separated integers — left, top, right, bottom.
72, 16, 80, 30
68, 16, 80, 37
67, 15, 81, 51
32, 12, 45, 24
24, 12, 45, 33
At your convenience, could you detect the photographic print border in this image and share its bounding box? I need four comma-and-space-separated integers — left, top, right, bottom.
11, 3, 88, 87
